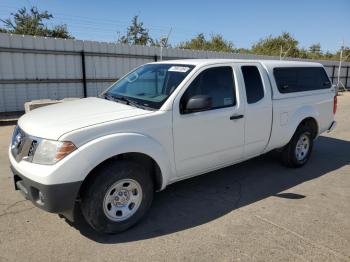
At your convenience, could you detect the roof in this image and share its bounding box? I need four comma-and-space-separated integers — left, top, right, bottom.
151, 59, 323, 68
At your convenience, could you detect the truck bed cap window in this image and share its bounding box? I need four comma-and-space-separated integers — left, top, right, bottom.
274, 67, 331, 93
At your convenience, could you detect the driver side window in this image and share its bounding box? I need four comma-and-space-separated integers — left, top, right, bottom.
180, 66, 236, 112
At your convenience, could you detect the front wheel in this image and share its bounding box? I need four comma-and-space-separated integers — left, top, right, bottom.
80, 160, 154, 234
281, 125, 314, 167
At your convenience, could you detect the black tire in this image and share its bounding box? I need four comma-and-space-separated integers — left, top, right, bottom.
281, 125, 314, 168
80, 160, 154, 234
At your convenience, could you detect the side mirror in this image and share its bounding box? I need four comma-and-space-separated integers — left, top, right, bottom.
184, 95, 212, 113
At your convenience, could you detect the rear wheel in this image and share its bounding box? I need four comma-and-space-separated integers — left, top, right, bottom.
281, 125, 314, 167
80, 160, 154, 234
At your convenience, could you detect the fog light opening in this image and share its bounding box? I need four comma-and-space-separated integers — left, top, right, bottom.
37, 191, 45, 205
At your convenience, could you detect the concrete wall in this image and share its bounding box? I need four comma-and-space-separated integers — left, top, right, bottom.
0, 33, 349, 112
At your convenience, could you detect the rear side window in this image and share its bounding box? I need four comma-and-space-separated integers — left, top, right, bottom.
274, 67, 331, 93
241, 66, 264, 103
181, 66, 236, 112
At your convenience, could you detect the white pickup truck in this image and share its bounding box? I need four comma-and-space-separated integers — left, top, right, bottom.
9, 59, 337, 233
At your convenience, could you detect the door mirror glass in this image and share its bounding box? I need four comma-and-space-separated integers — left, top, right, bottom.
184, 95, 212, 113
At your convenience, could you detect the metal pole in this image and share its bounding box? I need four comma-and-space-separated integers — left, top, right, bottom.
279, 46, 282, 60
345, 66, 349, 90
159, 28, 171, 62
337, 46, 343, 87
81, 51, 87, 98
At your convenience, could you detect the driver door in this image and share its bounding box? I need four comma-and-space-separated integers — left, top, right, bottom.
172, 65, 245, 178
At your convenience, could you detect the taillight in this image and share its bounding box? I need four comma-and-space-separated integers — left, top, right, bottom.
333, 95, 337, 114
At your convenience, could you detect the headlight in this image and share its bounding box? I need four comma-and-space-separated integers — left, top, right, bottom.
32, 139, 77, 165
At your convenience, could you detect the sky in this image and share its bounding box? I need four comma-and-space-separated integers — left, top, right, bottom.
0, 0, 349, 53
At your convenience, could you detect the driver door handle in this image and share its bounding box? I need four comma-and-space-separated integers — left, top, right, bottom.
230, 114, 244, 120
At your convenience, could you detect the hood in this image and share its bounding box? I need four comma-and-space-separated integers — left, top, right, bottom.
18, 97, 152, 140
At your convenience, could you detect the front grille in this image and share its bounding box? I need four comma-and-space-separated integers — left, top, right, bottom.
11, 126, 37, 162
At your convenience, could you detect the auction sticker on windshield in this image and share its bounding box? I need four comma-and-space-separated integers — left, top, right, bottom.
168, 66, 191, 73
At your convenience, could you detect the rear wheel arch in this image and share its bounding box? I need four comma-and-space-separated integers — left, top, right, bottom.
284, 105, 320, 145
284, 113, 319, 145
276, 116, 318, 155
281, 122, 315, 167
296, 117, 319, 139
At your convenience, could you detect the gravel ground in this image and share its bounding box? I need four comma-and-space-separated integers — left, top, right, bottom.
0, 93, 349, 262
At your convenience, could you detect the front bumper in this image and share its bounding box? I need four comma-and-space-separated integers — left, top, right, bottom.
11, 165, 82, 221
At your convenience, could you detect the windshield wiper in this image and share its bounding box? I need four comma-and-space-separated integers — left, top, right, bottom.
116, 96, 140, 108
105, 94, 136, 105
104, 94, 151, 110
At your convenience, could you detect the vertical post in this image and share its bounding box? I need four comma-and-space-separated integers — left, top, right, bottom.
331, 65, 335, 84
81, 51, 87, 98
337, 43, 344, 87
345, 66, 349, 90
279, 46, 282, 60
154, 55, 157, 62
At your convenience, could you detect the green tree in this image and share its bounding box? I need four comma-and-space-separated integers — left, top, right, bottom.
0, 6, 73, 39
251, 32, 299, 57
335, 46, 350, 62
209, 34, 235, 52
118, 16, 154, 46
309, 43, 321, 54
151, 37, 171, 48
298, 48, 309, 59
178, 33, 235, 52
178, 33, 206, 50
323, 51, 334, 60
236, 47, 251, 54
308, 43, 322, 59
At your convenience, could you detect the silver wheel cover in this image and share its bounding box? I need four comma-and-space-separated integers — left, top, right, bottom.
295, 134, 310, 161
103, 179, 143, 222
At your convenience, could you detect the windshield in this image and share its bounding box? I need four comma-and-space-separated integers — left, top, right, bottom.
104, 63, 195, 109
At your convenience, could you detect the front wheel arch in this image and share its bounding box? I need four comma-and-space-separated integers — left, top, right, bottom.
80, 159, 154, 233
78, 152, 163, 200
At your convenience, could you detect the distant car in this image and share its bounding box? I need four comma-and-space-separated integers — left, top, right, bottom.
9, 59, 337, 234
